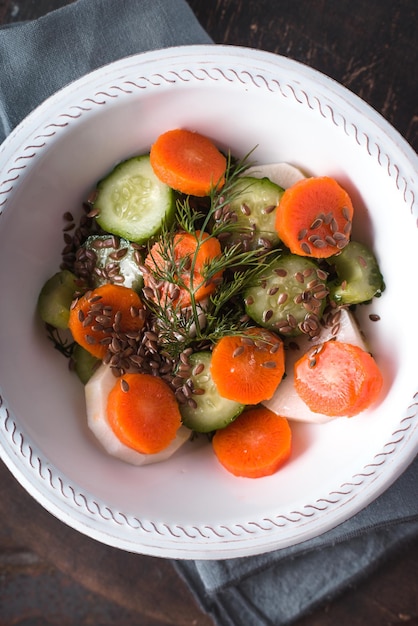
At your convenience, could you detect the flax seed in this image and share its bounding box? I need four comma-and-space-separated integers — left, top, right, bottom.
336, 238, 348, 249
261, 360, 277, 369
263, 309, 274, 323
192, 363, 205, 376
259, 237, 273, 249
310, 217, 323, 230
86, 207, 100, 218
308, 234, 320, 244
332, 323, 341, 336
263, 204, 276, 214
307, 278, 320, 289
275, 268, 288, 277
287, 313, 297, 328
312, 238, 326, 248
175, 389, 187, 404
330, 217, 338, 233
344, 220, 352, 234
325, 235, 336, 246
276, 323, 292, 334
342, 206, 351, 220
316, 269, 328, 281
121, 379, 130, 393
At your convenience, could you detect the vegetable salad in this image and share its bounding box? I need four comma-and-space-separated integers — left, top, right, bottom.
37, 129, 385, 478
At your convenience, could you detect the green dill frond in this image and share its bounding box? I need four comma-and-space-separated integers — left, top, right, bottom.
139, 144, 282, 356
45, 324, 75, 358
175, 196, 205, 234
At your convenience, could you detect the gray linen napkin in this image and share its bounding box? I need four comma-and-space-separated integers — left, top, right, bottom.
175, 456, 418, 625
1, 2, 417, 625
0, 0, 211, 141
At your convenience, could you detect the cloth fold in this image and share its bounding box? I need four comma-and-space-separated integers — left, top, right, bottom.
174, 456, 418, 625
0, 0, 211, 141
1, 2, 417, 625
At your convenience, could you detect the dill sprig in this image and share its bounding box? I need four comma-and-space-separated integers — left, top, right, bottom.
176, 148, 257, 238
45, 324, 75, 358
142, 148, 281, 357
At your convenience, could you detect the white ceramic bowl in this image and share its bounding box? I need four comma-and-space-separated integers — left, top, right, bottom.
0, 45, 417, 560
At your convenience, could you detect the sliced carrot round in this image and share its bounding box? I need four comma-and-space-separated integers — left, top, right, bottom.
275, 176, 354, 258
212, 407, 292, 478
68, 284, 145, 359
144, 230, 223, 307
294, 340, 383, 417
210, 327, 285, 405
107, 373, 182, 454
150, 128, 227, 196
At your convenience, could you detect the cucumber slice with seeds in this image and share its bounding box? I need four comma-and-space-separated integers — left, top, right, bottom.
72, 343, 101, 384
244, 254, 328, 337
327, 240, 385, 305
94, 155, 175, 244
179, 352, 244, 433
37, 270, 80, 329
214, 176, 283, 251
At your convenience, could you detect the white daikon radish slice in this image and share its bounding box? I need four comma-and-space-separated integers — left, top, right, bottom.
262, 309, 367, 423
85, 364, 191, 465
243, 162, 306, 188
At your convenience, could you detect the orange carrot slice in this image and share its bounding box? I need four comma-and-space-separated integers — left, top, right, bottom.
275, 176, 354, 258
107, 373, 182, 454
210, 328, 285, 405
144, 230, 223, 307
150, 129, 227, 196
68, 284, 145, 359
212, 407, 292, 478
294, 340, 383, 417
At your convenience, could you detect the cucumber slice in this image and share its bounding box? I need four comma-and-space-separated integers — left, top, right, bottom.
214, 176, 283, 250
72, 343, 101, 384
179, 352, 244, 433
328, 240, 385, 305
37, 270, 80, 329
94, 155, 175, 244
244, 254, 328, 337
79, 235, 144, 291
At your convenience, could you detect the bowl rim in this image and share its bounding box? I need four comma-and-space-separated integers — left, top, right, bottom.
0, 44, 417, 559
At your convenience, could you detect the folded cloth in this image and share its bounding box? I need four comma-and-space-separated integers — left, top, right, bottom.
0, 0, 211, 141
1, 3, 417, 626
174, 456, 418, 625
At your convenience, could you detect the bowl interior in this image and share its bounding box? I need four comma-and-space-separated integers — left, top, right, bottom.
0, 46, 417, 558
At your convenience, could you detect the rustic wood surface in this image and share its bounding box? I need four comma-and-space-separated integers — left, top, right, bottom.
0, 0, 417, 625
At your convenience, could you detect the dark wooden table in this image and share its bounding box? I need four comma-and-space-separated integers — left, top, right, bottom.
0, 1, 417, 625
